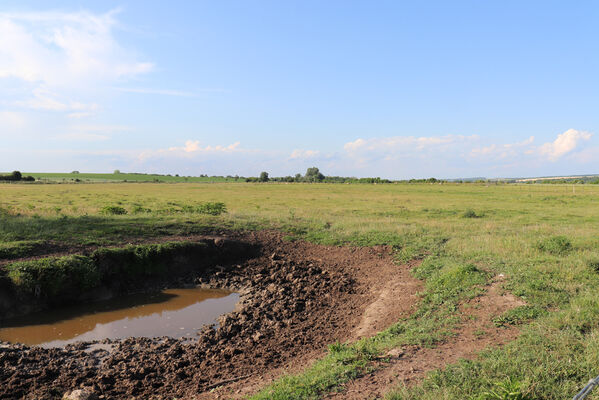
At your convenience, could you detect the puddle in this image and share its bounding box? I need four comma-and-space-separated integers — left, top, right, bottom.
0, 288, 239, 348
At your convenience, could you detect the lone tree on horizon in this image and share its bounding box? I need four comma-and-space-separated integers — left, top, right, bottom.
305, 167, 324, 182
259, 171, 269, 182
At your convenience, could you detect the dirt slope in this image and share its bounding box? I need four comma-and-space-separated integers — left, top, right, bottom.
0, 231, 422, 400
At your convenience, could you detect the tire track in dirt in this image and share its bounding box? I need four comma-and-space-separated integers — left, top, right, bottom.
326, 275, 525, 400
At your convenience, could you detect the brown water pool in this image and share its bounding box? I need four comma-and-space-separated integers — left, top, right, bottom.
0, 288, 239, 348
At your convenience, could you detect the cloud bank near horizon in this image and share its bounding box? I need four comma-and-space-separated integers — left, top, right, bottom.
3, 129, 593, 179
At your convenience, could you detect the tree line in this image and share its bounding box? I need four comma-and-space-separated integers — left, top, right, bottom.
246, 167, 443, 184
0, 171, 35, 182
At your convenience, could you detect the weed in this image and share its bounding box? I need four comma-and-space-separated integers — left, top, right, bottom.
536, 235, 572, 255
463, 209, 483, 218
492, 306, 543, 327
100, 205, 128, 215
131, 205, 152, 214
473, 378, 532, 400
587, 258, 599, 272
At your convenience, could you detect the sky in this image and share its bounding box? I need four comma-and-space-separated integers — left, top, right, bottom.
0, 0, 598, 179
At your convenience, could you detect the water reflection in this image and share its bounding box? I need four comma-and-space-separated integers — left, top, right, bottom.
0, 288, 239, 347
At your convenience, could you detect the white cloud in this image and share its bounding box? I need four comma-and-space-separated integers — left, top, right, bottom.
538, 129, 592, 161
138, 140, 245, 161
0, 9, 152, 117
175, 140, 241, 153
55, 132, 110, 141
54, 124, 130, 141
344, 134, 478, 154
115, 88, 198, 97
14, 87, 99, 112
0, 111, 25, 129
470, 136, 535, 159
290, 149, 320, 159
0, 10, 152, 86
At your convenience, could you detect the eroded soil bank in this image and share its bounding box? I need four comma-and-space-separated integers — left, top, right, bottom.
0, 231, 416, 399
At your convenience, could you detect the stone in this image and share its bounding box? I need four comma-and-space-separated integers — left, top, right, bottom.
62, 388, 99, 400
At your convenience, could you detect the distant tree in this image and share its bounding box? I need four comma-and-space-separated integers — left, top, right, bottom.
71, 170, 80, 174
259, 171, 270, 182
295, 173, 302, 182
10, 171, 22, 181
113, 170, 121, 174
305, 167, 324, 182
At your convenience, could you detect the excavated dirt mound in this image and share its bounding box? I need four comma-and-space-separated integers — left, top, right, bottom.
0, 231, 421, 400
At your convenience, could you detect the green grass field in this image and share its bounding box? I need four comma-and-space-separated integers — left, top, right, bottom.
9, 171, 242, 183
1, 181, 599, 399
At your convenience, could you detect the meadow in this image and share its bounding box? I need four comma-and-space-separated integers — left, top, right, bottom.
16, 171, 241, 183
2, 181, 599, 399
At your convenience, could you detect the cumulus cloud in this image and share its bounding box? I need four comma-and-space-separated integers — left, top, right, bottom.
538, 129, 592, 161
174, 140, 241, 154
0, 9, 152, 118
344, 134, 479, 155
0, 9, 152, 86
289, 149, 320, 159
138, 141, 245, 161
470, 136, 535, 159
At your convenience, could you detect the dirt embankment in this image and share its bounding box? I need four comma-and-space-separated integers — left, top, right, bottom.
1, 231, 418, 399
1, 232, 524, 400
0, 239, 256, 321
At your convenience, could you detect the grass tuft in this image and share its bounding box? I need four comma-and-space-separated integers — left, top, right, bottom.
536, 235, 572, 255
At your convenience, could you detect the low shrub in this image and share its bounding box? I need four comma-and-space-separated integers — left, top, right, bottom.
197, 202, 227, 215
100, 205, 128, 215
587, 258, 599, 272
181, 202, 227, 215
462, 209, 483, 218
131, 205, 152, 214
536, 235, 572, 255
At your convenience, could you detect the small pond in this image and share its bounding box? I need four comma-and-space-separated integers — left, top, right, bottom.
0, 288, 239, 348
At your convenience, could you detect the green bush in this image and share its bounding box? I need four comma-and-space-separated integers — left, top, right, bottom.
587, 258, 599, 272
100, 205, 128, 215
131, 205, 152, 214
197, 202, 227, 215
536, 235, 572, 255
462, 209, 482, 218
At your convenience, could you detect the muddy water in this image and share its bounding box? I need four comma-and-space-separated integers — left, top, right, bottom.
0, 288, 239, 348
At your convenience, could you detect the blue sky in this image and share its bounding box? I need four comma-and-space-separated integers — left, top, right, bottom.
1, 1, 598, 179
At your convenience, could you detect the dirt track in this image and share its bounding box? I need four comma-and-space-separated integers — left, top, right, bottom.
0, 231, 421, 399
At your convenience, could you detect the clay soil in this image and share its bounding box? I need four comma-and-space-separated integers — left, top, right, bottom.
0, 231, 421, 400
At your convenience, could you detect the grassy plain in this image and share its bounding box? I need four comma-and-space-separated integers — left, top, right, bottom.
2, 182, 599, 399
13, 172, 240, 183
